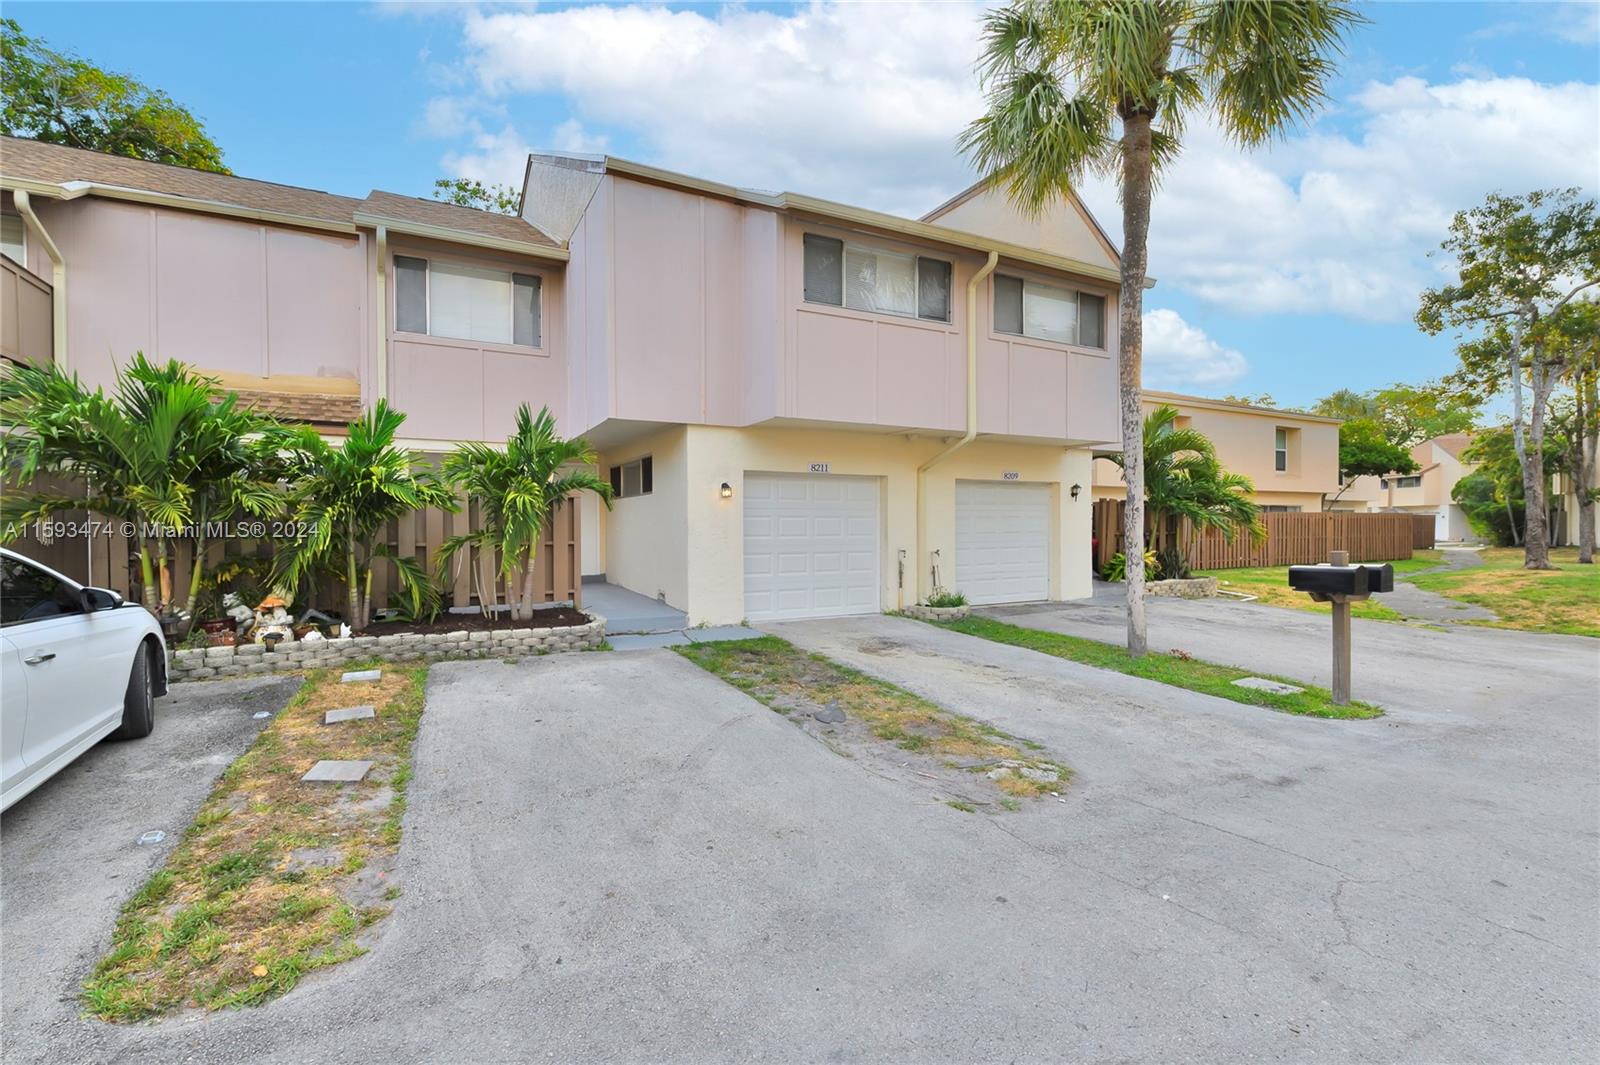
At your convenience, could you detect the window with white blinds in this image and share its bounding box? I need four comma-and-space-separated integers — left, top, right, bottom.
993, 273, 1106, 349
803, 233, 951, 322
394, 255, 541, 347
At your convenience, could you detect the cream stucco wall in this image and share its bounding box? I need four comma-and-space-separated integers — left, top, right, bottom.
597, 424, 1094, 625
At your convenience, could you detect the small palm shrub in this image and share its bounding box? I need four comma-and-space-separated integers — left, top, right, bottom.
1102, 549, 1160, 583
924, 590, 968, 609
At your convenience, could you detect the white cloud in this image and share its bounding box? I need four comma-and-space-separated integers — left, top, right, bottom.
1078, 75, 1600, 322
429, 3, 1597, 329
438, 124, 533, 187
1141, 309, 1249, 390
452, 0, 986, 216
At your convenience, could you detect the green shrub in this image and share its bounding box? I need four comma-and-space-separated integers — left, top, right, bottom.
924, 590, 967, 609
1101, 549, 1160, 583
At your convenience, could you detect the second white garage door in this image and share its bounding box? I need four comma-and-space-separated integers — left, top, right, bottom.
744, 473, 880, 622
955, 480, 1051, 605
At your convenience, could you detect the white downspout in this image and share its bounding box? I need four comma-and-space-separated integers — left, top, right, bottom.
915, 250, 999, 601
374, 225, 388, 402
12, 190, 66, 369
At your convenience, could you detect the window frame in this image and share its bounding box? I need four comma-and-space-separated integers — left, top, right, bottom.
608, 456, 653, 500
1274, 427, 1289, 473
1395, 474, 1422, 489
801, 232, 954, 324
392, 253, 544, 351
991, 272, 1107, 350
1, 212, 26, 266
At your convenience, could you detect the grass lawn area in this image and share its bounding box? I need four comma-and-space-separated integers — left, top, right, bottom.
930, 616, 1382, 720
1407, 547, 1599, 638
1199, 550, 1443, 622
83, 662, 428, 1021
675, 635, 1069, 810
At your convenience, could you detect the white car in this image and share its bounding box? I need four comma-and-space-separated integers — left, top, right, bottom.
1, 547, 168, 812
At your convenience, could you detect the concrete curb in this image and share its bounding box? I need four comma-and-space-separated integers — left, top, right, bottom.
168, 614, 608, 682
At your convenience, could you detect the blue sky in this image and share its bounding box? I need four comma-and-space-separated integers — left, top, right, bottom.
7, 1, 1598, 409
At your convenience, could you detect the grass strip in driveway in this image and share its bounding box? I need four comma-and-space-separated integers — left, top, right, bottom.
928, 616, 1382, 720
675, 636, 1069, 808
82, 662, 427, 1021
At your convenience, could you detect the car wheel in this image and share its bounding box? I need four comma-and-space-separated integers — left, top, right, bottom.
111, 643, 156, 740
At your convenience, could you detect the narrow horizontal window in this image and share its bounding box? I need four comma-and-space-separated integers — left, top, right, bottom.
994, 274, 1103, 347
803, 232, 952, 323
393, 255, 543, 348
1396, 475, 1421, 488
610, 457, 653, 499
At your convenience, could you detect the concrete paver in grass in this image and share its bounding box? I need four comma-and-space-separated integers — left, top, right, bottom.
301, 760, 374, 783
323, 705, 377, 725
1231, 677, 1305, 695
340, 669, 382, 683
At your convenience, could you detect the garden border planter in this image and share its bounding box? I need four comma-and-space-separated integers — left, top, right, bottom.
902, 604, 972, 621
167, 613, 607, 682
1145, 577, 1219, 599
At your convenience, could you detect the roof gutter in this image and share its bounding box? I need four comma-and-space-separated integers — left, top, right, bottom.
11, 189, 67, 368
1, 175, 359, 235
352, 212, 569, 261
915, 249, 999, 599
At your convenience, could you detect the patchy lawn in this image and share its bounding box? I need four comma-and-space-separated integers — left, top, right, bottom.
674, 636, 1068, 811
1200, 551, 1443, 622
1407, 547, 1599, 638
930, 616, 1382, 720
82, 663, 428, 1021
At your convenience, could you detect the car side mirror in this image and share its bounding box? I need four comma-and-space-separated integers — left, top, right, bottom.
79, 587, 124, 612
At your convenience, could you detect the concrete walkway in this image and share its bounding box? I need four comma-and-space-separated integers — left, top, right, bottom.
581, 580, 764, 649
1384, 546, 1497, 623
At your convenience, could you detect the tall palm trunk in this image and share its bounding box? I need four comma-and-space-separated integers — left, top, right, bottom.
138, 541, 160, 613
517, 545, 539, 621
1119, 109, 1154, 657
345, 532, 362, 634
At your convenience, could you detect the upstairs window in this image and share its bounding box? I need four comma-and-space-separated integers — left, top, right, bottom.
394, 255, 541, 347
803, 234, 951, 323
1, 213, 25, 265
1395, 475, 1422, 488
993, 274, 1105, 348
1274, 427, 1289, 472
609, 456, 653, 499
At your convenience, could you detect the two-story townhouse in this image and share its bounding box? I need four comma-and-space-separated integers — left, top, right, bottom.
522, 154, 1122, 624
1, 137, 1125, 625
1092, 391, 1341, 512
1338, 433, 1476, 541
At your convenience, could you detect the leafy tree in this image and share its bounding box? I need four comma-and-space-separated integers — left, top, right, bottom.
432, 177, 521, 215
0, 19, 227, 172
1312, 381, 1479, 448
0, 355, 279, 621
1452, 470, 1520, 547
1460, 424, 1563, 548
1221, 392, 1284, 409
272, 402, 456, 633
1328, 417, 1417, 504
440, 404, 612, 621
1110, 404, 1262, 579
962, 0, 1362, 655
1417, 188, 1600, 568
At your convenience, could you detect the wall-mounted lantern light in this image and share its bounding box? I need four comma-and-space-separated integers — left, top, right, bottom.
720, 482, 733, 499
1070, 483, 1081, 501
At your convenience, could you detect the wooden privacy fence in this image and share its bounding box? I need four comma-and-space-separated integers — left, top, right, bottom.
1411, 513, 1436, 551
7, 485, 581, 616
1092, 500, 1417, 572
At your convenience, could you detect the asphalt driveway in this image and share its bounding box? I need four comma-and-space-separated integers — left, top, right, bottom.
4, 614, 1595, 1062
1, 674, 300, 1063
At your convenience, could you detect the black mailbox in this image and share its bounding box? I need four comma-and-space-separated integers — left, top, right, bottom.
1288, 563, 1370, 597
1359, 563, 1395, 593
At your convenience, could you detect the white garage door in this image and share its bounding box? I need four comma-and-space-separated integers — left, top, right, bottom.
955, 480, 1051, 605
744, 473, 880, 622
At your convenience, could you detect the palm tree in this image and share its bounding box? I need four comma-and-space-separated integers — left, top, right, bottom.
273, 401, 456, 632
1113, 404, 1262, 576
961, 0, 1363, 654
1, 355, 279, 619
440, 404, 612, 621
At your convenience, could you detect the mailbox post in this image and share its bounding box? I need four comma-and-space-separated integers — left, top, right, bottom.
1288, 551, 1394, 705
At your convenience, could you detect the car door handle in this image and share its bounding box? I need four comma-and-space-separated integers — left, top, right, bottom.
23, 653, 55, 665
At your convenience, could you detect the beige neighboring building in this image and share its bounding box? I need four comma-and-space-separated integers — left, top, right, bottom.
1093, 391, 1341, 511
1552, 463, 1598, 547
1335, 433, 1476, 542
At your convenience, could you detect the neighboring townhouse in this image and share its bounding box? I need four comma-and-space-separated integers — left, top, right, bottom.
1, 138, 1124, 625
1551, 463, 1598, 547
1092, 391, 1341, 511
1337, 433, 1476, 541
